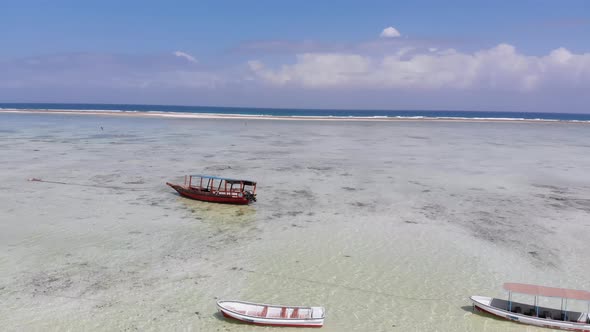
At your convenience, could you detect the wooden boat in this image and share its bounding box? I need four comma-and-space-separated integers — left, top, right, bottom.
471, 283, 590, 331
216, 300, 325, 327
166, 175, 256, 205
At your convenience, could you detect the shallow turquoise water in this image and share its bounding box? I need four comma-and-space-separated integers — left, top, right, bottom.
3, 102, 590, 121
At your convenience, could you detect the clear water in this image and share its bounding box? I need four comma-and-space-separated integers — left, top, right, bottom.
1, 113, 589, 331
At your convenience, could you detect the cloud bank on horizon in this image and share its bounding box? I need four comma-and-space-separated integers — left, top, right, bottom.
1, 24, 589, 112
248, 43, 590, 92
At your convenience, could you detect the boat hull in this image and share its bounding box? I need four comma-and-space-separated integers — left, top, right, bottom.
471, 296, 590, 331
220, 310, 323, 327
217, 301, 324, 328
166, 183, 251, 205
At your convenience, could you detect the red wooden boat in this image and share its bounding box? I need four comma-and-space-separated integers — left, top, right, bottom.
166, 175, 256, 205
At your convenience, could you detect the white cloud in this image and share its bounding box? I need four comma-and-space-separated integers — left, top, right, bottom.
174, 51, 198, 63
380, 26, 401, 38
249, 44, 590, 91
250, 53, 370, 87
549, 47, 573, 64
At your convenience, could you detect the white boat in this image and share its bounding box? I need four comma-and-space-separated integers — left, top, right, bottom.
216, 300, 325, 327
471, 283, 590, 331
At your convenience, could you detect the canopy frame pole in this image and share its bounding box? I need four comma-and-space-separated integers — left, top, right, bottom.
565, 298, 568, 321
560, 298, 564, 321
508, 291, 512, 312
534, 296, 538, 317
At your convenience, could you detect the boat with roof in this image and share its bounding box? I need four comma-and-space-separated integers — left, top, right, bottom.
216, 300, 325, 327
166, 175, 256, 205
471, 283, 590, 331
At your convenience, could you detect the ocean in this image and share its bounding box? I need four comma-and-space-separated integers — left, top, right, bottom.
1, 110, 590, 331
2, 102, 590, 122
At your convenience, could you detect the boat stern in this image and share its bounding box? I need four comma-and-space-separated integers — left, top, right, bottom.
244, 190, 257, 203
311, 306, 325, 319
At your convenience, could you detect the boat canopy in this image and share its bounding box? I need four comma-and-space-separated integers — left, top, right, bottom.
190, 174, 256, 186
504, 283, 590, 301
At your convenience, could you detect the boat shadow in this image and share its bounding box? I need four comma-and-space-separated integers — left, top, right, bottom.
176, 195, 257, 225
460, 305, 474, 313
212, 311, 250, 326
463, 305, 514, 322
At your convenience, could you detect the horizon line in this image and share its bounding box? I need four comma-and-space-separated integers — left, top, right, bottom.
1, 101, 588, 115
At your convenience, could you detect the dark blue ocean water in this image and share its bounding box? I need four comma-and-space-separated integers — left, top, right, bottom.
2, 103, 590, 121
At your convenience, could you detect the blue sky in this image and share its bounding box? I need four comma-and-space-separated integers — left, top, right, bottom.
1, 0, 589, 112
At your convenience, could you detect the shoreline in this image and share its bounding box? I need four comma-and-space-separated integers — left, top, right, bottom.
1, 108, 588, 124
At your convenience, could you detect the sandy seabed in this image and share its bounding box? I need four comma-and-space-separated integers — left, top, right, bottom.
1, 112, 589, 331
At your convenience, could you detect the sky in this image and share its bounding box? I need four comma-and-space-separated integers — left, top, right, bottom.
1, 0, 589, 112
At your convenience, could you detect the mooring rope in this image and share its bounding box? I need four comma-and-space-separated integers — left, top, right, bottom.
27, 178, 151, 191
238, 268, 460, 303
22, 292, 217, 319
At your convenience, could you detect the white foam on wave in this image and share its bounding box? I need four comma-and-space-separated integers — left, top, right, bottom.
394, 116, 425, 119
2, 108, 589, 123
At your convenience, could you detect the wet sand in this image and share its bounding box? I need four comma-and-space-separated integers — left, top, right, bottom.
1, 112, 589, 331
